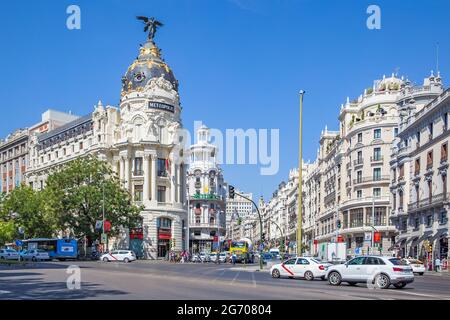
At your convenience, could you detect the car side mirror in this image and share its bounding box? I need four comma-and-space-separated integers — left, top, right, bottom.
345, 262, 349, 267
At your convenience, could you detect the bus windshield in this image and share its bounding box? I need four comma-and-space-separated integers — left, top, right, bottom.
231, 242, 246, 249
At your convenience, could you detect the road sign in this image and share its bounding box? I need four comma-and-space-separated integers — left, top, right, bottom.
95, 221, 103, 230
15, 240, 23, 247
364, 232, 372, 241
18, 227, 25, 235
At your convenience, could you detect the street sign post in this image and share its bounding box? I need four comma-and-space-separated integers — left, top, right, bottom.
101, 233, 107, 244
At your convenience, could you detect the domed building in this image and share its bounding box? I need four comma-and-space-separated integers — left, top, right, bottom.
26, 19, 188, 259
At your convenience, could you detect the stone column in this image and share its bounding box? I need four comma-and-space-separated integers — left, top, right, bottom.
171, 157, 176, 203
119, 157, 125, 185
124, 156, 130, 190
151, 155, 157, 202
143, 155, 150, 201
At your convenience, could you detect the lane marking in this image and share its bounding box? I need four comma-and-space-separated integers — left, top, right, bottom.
395, 290, 450, 299
0, 290, 12, 294
230, 271, 241, 285
251, 272, 257, 288
213, 268, 228, 283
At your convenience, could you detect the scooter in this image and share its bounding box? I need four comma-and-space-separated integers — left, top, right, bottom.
90, 251, 100, 261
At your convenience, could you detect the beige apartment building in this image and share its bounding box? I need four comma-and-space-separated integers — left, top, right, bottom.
390, 73, 448, 265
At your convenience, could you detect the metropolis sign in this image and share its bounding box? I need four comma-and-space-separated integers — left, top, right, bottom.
148, 101, 175, 113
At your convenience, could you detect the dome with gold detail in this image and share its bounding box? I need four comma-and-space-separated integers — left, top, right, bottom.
121, 40, 178, 95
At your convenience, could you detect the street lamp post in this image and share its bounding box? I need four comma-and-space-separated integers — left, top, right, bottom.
297, 90, 306, 257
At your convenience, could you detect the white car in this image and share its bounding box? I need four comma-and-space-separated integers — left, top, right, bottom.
0, 249, 20, 260
270, 257, 331, 280
403, 258, 426, 275
199, 252, 210, 263
20, 249, 51, 261
101, 250, 136, 263
326, 256, 414, 289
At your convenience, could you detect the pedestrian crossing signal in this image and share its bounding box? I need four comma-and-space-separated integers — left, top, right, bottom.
229, 185, 235, 199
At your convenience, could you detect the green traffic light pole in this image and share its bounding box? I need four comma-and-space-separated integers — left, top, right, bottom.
234, 192, 264, 271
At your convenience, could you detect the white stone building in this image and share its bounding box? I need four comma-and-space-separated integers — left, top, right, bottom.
390, 72, 448, 264
187, 125, 227, 253
25, 29, 187, 259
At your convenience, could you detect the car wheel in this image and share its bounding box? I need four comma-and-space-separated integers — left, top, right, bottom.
393, 282, 406, 289
304, 271, 314, 281
419, 272, 424, 276
328, 272, 342, 286
272, 269, 281, 278
123, 258, 129, 263
347, 282, 357, 286
375, 274, 391, 289
103, 257, 109, 262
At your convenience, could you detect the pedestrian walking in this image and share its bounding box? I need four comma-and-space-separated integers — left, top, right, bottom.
232, 252, 237, 265
435, 257, 442, 272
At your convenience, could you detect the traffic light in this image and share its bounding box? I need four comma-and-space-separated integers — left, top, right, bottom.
229, 185, 235, 199
336, 219, 341, 229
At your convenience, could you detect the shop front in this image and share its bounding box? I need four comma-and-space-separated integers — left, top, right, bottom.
157, 217, 172, 259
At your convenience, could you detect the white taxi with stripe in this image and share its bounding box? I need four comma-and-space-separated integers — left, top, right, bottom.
101, 250, 136, 263
270, 257, 330, 280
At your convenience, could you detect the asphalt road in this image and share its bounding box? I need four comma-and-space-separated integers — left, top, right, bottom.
1, 260, 450, 300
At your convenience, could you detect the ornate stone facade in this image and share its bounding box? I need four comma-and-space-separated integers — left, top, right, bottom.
25, 32, 187, 259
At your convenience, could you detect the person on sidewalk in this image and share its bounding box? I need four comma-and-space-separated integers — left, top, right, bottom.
232, 252, 237, 265
435, 257, 441, 272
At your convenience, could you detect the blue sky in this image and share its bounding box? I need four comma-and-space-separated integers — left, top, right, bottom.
0, 0, 449, 201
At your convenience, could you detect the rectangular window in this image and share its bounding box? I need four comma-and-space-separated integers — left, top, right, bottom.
426, 214, 433, 227
357, 190, 362, 198
357, 133, 362, 143
440, 212, 447, 225
429, 122, 434, 140
394, 127, 399, 137
427, 151, 433, 169
134, 185, 143, 202
134, 157, 143, 175
157, 186, 166, 203
157, 158, 168, 177
441, 143, 448, 162
414, 217, 420, 229
374, 129, 381, 139
415, 158, 420, 175
357, 171, 362, 183
417, 131, 421, 145
444, 113, 448, 131
373, 188, 381, 197
399, 164, 404, 179
79, 142, 83, 150
373, 147, 381, 161
373, 168, 381, 181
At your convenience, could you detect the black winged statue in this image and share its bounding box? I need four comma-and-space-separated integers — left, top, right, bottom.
137, 16, 164, 41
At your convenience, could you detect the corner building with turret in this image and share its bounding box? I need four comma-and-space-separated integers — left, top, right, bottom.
26, 28, 187, 259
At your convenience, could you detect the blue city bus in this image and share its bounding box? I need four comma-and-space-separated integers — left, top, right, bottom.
23, 238, 78, 260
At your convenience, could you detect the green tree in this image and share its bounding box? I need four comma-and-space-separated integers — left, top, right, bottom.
44, 156, 142, 241
0, 186, 57, 239
0, 220, 15, 246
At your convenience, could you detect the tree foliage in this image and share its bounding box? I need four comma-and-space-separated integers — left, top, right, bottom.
0, 186, 57, 239
44, 156, 143, 241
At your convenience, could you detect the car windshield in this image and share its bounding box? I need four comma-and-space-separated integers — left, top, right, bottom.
311, 258, 322, 264
6, 249, 16, 253
231, 242, 246, 248
389, 258, 408, 266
